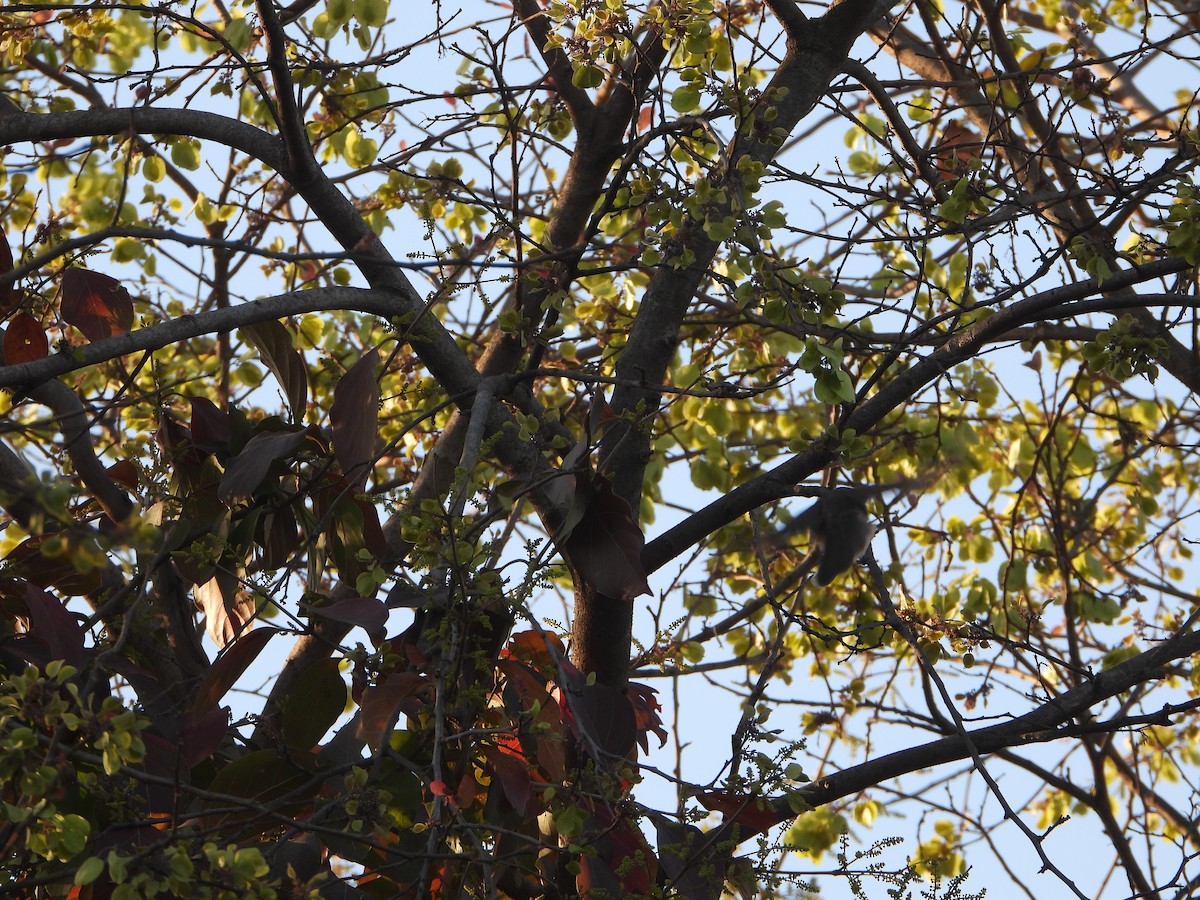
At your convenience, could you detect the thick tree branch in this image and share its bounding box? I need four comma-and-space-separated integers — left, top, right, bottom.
879, 19, 1200, 395
786, 614, 1200, 811
24, 381, 134, 524
0, 286, 466, 391
0, 108, 287, 171
512, 0, 593, 120
641, 257, 1195, 575
572, 0, 890, 684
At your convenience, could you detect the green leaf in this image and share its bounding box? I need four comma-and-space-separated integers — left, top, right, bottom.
671, 87, 701, 112
357, 0, 389, 27
74, 857, 104, 886
170, 138, 201, 171
814, 368, 855, 404
142, 155, 165, 182
572, 66, 604, 89
343, 127, 379, 167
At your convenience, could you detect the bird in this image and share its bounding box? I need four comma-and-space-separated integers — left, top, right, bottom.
790, 488, 876, 586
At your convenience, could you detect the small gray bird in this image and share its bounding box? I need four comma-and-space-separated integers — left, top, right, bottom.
790, 488, 876, 586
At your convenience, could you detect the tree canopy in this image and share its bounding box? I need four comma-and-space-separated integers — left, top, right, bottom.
2, 0, 1200, 897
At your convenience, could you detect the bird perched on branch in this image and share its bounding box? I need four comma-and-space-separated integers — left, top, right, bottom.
789, 488, 875, 586
778, 480, 927, 585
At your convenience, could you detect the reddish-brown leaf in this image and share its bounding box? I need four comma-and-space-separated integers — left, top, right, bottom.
655, 817, 725, 900
203, 748, 318, 830
481, 744, 533, 814
557, 681, 638, 759
358, 672, 430, 751
193, 627, 281, 717
193, 570, 255, 648
105, 459, 140, 490
59, 267, 134, 342
608, 818, 657, 893
325, 493, 385, 580
218, 428, 313, 504
3, 311, 49, 364
305, 594, 389, 633
330, 348, 380, 489
497, 657, 552, 705
533, 696, 570, 782
562, 475, 650, 601
0, 231, 12, 277
934, 120, 983, 179
502, 629, 567, 674
188, 396, 231, 451
258, 505, 298, 569
628, 681, 669, 753
694, 790, 789, 838
181, 707, 230, 768
241, 320, 308, 423
19, 581, 88, 668
577, 855, 622, 899
5, 537, 105, 596
454, 769, 479, 809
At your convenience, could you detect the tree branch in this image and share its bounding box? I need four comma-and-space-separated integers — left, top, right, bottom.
786, 613, 1200, 811
641, 257, 1195, 575
512, 0, 593, 121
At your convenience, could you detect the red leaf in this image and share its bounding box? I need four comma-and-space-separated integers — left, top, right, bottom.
189, 396, 231, 451
481, 745, 533, 814
241, 320, 308, 422
19, 582, 88, 668
193, 627, 281, 717
3, 311, 48, 363
306, 594, 389, 632
502, 629, 567, 674
330, 349, 380, 489
5, 537, 104, 596
608, 818, 657, 892
218, 428, 313, 503
429, 779, 452, 798
181, 706, 230, 768
562, 475, 650, 600
59, 267, 134, 342
105, 459, 140, 490
358, 672, 430, 751
695, 790, 788, 839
